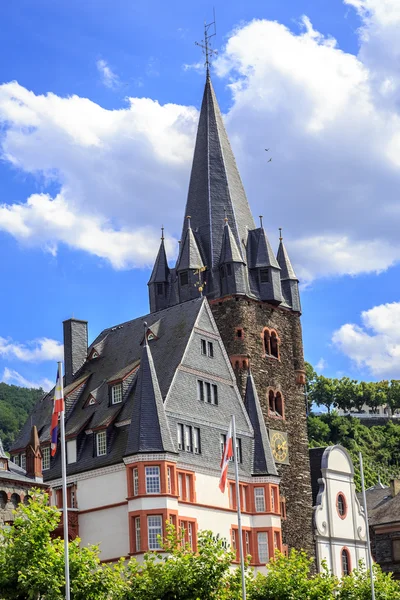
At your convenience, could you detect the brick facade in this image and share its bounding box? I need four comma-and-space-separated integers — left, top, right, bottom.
211, 296, 315, 555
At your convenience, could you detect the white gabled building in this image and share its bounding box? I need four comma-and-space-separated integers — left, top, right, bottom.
310, 445, 368, 577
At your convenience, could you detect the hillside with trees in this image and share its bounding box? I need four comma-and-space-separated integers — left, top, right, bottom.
0, 382, 44, 451
306, 362, 400, 489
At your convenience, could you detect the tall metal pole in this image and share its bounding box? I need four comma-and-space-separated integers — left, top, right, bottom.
232, 415, 246, 600
58, 361, 71, 600
359, 451, 375, 600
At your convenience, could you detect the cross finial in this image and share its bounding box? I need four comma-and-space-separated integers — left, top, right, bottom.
259, 215, 263, 228
161, 225, 164, 240
195, 11, 217, 75
279, 227, 283, 241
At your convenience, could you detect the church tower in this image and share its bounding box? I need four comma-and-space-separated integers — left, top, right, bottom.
148, 72, 314, 555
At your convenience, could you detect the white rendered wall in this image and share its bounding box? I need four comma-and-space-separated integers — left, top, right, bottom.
77, 468, 126, 510
79, 504, 129, 560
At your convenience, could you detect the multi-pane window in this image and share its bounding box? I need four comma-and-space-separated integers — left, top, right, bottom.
271, 488, 276, 511
96, 431, 107, 456
20, 453, 26, 470
255, 487, 266, 512
42, 446, 50, 471
13, 455, 20, 466
257, 532, 269, 563
188, 522, 193, 550
177, 471, 194, 502
178, 473, 184, 499
145, 466, 161, 494
341, 548, 350, 576
135, 517, 141, 552
70, 487, 77, 508
245, 531, 251, 557
177, 424, 200, 454
232, 529, 237, 552
201, 339, 207, 355
198, 379, 218, 405
148, 515, 162, 550
221, 435, 241, 462
133, 468, 139, 496
167, 466, 172, 494
111, 383, 123, 405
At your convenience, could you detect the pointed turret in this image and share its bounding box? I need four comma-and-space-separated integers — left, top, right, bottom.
25, 425, 42, 481
125, 324, 175, 456
218, 219, 247, 297
180, 74, 255, 296
148, 228, 170, 312
277, 230, 301, 312
176, 216, 204, 303
244, 370, 277, 476
247, 217, 283, 304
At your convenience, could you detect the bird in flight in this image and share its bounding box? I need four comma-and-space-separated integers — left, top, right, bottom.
265, 148, 269, 152
268, 158, 272, 162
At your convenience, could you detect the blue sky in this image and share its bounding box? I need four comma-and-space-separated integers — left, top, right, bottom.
0, 0, 400, 389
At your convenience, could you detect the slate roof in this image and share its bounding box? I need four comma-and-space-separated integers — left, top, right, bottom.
125, 334, 175, 455
181, 74, 256, 270
357, 484, 394, 526
176, 222, 204, 271
219, 222, 245, 264
247, 228, 280, 270
148, 237, 170, 284
11, 298, 204, 480
244, 371, 278, 476
277, 239, 297, 280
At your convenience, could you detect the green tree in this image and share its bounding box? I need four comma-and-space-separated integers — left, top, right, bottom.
309, 376, 337, 414
0, 489, 126, 599
334, 378, 358, 413
338, 563, 400, 599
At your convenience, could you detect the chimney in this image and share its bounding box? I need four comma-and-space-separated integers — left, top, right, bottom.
25, 425, 43, 482
63, 318, 88, 386
390, 479, 400, 498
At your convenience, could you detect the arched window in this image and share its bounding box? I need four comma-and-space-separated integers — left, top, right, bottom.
268, 390, 275, 413
23, 495, 30, 505
10, 493, 20, 508
242, 360, 247, 369
0, 491, 7, 509
235, 361, 240, 370
275, 392, 283, 417
263, 330, 271, 355
337, 493, 347, 519
270, 332, 279, 358
341, 548, 351, 576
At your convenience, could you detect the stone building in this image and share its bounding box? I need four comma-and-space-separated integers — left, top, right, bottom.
11, 71, 313, 560
0, 427, 46, 525
310, 446, 368, 576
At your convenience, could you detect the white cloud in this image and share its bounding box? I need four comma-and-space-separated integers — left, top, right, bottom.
2, 367, 53, 391
96, 59, 119, 89
332, 301, 400, 376
315, 358, 327, 372
1, 3, 400, 280
0, 336, 63, 362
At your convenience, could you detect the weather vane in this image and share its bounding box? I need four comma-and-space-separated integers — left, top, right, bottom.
195, 10, 218, 74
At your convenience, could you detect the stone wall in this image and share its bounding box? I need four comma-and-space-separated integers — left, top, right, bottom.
211, 296, 315, 557
0, 483, 30, 524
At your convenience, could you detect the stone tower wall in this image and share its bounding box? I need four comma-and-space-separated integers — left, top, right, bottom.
211, 296, 315, 556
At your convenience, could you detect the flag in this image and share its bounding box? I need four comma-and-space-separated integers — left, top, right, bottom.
50, 367, 64, 456
219, 418, 234, 492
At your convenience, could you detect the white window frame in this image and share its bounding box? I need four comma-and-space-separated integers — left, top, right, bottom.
96, 431, 107, 456
20, 453, 26, 470
184, 425, 192, 452
13, 455, 20, 466
67, 439, 77, 464
133, 467, 139, 496
257, 531, 269, 563
135, 516, 141, 552
148, 515, 163, 550
167, 466, 172, 494
70, 487, 77, 508
42, 446, 50, 471
111, 383, 123, 405
193, 427, 200, 454
177, 423, 184, 450
145, 466, 161, 494
188, 522, 193, 550
255, 487, 266, 512
178, 473, 184, 499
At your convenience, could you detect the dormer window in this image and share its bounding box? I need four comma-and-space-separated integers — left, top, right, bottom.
96, 431, 107, 456
92, 351, 99, 359
147, 332, 155, 341
180, 271, 188, 286
259, 268, 269, 283
156, 283, 164, 296
88, 396, 96, 406
42, 446, 50, 471
111, 383, 123, 405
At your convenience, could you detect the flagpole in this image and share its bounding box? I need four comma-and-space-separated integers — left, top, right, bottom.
58, 361, 71, 600
232, 415, 246, 600
359, 451, 375, 600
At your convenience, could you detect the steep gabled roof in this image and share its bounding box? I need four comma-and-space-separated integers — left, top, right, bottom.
176, 222, 204, 271
148, 238, 170, 284
219, 221, 244, 264
247, 228, 280, 269
181, 74, 256, 270
244, 371, 278, 476
277, 239, 297, 280
125, 333, 175, 455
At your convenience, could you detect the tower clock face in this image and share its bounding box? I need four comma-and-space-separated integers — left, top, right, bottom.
269, 430, 289, 464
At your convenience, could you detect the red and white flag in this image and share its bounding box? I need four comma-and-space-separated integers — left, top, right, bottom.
50, 367, 64, 456
219, 418, 234, 492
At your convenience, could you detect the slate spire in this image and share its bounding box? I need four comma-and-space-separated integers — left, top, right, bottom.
125, 323, 175, 456
277, 231, 301, 312
218, 218, 247, 296
181, 74, 256, 273
148, 228, 170, 312
176, 216, 204, 271
244, 370, 277, 476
